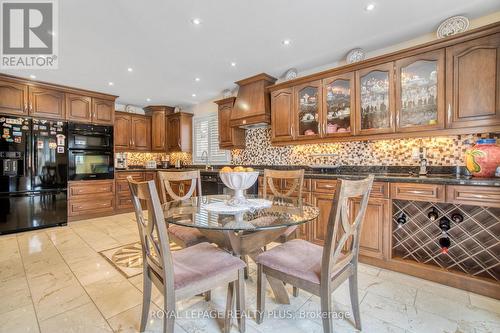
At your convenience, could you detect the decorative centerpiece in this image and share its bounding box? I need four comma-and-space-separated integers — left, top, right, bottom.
219, 166, 259, 206
437, 16, 469, 39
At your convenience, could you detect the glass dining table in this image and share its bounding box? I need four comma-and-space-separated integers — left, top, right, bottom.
163, 194, 320, 304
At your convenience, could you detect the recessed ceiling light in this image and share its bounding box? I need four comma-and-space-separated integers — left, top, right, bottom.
108, 82, 114, 86
281, 39, 292, 46
191, 18, 202, 25
127, 67, 133, 72
230, 62, 237, 67
191, 93, 197, 97
195, 77, 200, 82
365, 3, 375, 11
146, 98, 151, 102
29, 74, 36, 79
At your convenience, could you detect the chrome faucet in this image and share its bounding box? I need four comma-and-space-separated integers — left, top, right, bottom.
201, 150, 212, 170
418, 147, 428, 176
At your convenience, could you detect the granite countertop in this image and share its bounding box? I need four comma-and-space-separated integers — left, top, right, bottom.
115, 166, 500, 187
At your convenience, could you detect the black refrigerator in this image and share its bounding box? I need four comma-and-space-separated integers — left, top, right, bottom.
0, 115, 68, 235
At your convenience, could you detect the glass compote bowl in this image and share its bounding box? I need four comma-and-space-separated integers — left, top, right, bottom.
219, 171, 259, 206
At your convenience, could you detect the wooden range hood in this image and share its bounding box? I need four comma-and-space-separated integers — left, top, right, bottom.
230, 73, 277, 128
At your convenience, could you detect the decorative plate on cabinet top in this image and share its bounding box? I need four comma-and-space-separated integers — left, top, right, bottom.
437, 16, 469, 38
284, 68, 298, 81
222, 89, 232, 98
346, 48, 365, 64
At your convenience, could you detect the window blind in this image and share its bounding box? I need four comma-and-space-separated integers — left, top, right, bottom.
193, 115, 230, 164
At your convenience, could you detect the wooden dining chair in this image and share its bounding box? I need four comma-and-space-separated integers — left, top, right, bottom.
127, 176, 246, 333
262, 169, 305, 241
255, 175, 374, 333
157, 170, 208, 248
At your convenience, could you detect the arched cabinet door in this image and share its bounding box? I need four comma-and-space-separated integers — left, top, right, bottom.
395, 49, 445, 132
446, 33, 500, 128
0, 80, 28, 115
322, 73, 355, 137
355, 62, 395, 135
293, 80, 322, 140
271, 88, 294, 142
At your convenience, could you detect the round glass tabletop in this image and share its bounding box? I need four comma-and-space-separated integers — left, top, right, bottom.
163, 194, 320, 231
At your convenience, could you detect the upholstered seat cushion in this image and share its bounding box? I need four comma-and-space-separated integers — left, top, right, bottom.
172, 242, 246, 290
255, 239, 351, 284
168, 224, 207, 247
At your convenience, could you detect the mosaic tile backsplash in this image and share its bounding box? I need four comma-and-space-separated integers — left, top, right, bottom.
231, 128, 498, 167
126, 152, 192, 166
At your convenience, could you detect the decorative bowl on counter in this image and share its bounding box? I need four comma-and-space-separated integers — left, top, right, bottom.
219, 168, 259, 206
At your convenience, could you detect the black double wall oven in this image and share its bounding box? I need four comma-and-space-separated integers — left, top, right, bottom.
68, 123, 114, 181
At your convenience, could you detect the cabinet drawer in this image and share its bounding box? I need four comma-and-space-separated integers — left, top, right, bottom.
116, 193, 134, 210
68, 180, 114, 198
312, 179, 337, 193
116, 180, 134, 194
391, 183, 445, 202
116, 172, 145, 180
68, 196, 114, 216
370, 182, 389, 199
446, 185, 500, 208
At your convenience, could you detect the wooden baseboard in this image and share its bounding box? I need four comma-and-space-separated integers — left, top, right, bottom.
360, 255, 500, 300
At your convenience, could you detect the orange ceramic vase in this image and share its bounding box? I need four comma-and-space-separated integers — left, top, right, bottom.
465, 139, 500, 177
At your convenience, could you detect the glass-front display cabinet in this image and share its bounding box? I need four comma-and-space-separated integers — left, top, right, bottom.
294, 80, 322, 139
323, 73, 355, 137
356, 63, 395, 135
395, 50, 445, 131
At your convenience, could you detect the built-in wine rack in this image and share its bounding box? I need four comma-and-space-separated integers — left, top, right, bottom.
392, 200, 500, 282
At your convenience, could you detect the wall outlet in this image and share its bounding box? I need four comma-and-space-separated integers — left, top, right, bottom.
411, 147, 420, 160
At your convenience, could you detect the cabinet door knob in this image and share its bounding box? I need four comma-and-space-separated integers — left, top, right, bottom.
24, 103, 28, 112
447, 104, 452, 124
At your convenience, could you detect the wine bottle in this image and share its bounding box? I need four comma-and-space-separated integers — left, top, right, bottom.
428, 208, 438, 221
396, 213, 407, 229
451, 213, 463, 223
438, 217, 451, 254
439, 236, 451, 254
439, 217, 450, 234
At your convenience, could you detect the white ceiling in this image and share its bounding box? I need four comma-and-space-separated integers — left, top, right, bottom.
2, 0, 499, 108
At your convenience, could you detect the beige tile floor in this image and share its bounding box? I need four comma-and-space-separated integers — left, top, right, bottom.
0, 212, 499, 333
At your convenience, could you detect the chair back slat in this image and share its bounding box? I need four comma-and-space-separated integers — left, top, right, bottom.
321, 175, 374, 284
263, 169, 304, 199
127, 176, 175, 290
157, 170, 202, 202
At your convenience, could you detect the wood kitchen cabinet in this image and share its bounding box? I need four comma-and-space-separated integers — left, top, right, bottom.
66, 94, 92, 122
310, 191, 334, 245
271, 88, 294, 142
351, 197, 390, 259
67, 180, 115, 220
0, 79, 29, 115
114, 113, 132, 150
29, 86, 66, 119
92, 98, 114, 125
144, 105, 175, 152
67, 94, 114, 125
114, 112, 151, 152
0, 74, 116, 123
131, 115, 151, 151
294, 80, 322, 139
215, 97, 245, 149
446, 33, 500, 128
166, 112, 193, 152
322, 73, 355, 137
355, 62, 395, 135
395, 49, 445, 132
